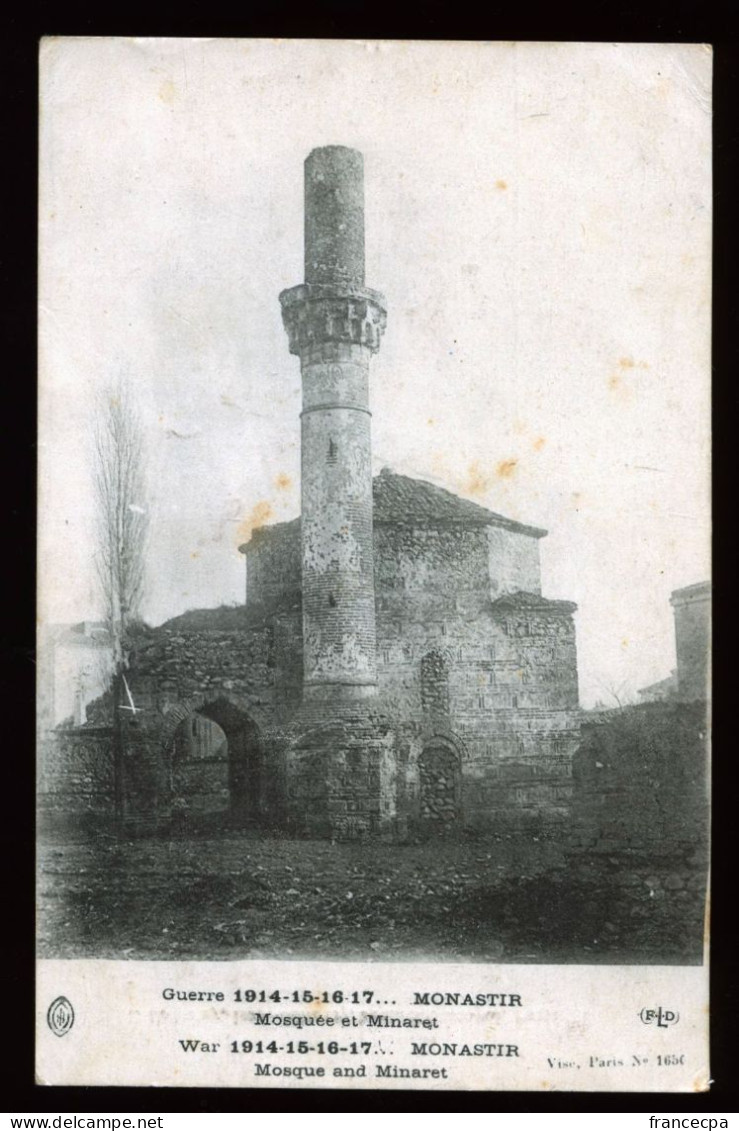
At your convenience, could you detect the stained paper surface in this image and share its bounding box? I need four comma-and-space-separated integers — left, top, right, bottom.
38, 39, 711, 1092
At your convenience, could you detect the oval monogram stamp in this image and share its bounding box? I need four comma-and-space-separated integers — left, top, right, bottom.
47, 995, 75, 1038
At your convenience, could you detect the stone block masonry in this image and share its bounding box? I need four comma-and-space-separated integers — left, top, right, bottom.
54, 617, 285, 831
376, 596, 580, 832
284, 704, 396, 838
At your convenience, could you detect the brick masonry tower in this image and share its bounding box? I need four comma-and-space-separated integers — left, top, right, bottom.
280, 147, 387, 702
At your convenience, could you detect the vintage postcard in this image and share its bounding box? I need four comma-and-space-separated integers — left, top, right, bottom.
37, 39, 711, 1091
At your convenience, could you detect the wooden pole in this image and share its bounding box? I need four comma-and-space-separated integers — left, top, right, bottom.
113, 666, 124, 837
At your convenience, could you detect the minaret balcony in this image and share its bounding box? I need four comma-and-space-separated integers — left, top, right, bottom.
280, 282, 387, 356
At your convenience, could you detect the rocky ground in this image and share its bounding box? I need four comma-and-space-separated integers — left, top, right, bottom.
36, 830, 707, 964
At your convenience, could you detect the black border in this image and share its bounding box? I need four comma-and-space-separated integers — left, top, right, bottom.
6, 2, 737, 1114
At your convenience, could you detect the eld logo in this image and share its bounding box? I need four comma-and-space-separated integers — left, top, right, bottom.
639, 1006, 679, 1028
47, 995, 75, 1038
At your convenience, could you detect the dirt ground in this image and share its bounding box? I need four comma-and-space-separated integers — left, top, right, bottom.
37, 830, 706, 964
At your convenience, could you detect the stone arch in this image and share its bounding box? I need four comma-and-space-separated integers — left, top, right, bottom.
159, 691, 269, 753
418, 726, 468, 759
418, 734, 463, 828
161, 694, 265, 824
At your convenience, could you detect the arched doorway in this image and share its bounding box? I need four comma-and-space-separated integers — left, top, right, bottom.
419, 738, 461, 827
168, 698, 263, 825
171, 715, 229, 816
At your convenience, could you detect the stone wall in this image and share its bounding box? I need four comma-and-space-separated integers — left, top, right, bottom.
243, 501, 544, 617
38, 727, 114, 823
110, 620, 279, 722
46, 542, 579, 838
486, 526, 542, 596
284, 705, 396, 838
46, 610, 391, 840
57, 616, 295, 830
374, 524, 492, 626
243, 522, 301, 617
372, 521, 578, 833
270, 610, 305, 711
376, 592, 580, 832
570, 700, 709, 852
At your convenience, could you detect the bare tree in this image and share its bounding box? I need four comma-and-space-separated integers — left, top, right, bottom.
94, 379, 149, 649
593, 676, 636, 711
93, 377, 149, 831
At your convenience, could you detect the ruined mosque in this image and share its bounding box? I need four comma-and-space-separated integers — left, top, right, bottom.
68, 146, 582, 839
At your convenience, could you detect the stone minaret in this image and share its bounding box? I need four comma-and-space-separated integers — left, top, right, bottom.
280, 147, 387, 702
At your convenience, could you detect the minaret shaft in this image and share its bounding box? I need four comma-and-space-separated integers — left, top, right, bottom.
280, 147, 386, 701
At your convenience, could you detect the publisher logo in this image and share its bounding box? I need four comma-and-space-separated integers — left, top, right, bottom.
47, 995, 75, 1037
639, 1006, 679, 1028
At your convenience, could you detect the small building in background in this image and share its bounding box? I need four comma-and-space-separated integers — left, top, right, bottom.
37, 621, 113, 729
637, 671, 677, 704
671, 582, 711, 702
636, 582, 710, 705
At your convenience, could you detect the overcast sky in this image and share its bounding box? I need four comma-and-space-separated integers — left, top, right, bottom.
39, 39, 711, 706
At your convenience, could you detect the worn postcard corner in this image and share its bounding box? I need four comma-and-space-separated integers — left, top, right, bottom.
37, 38, 711, 1092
